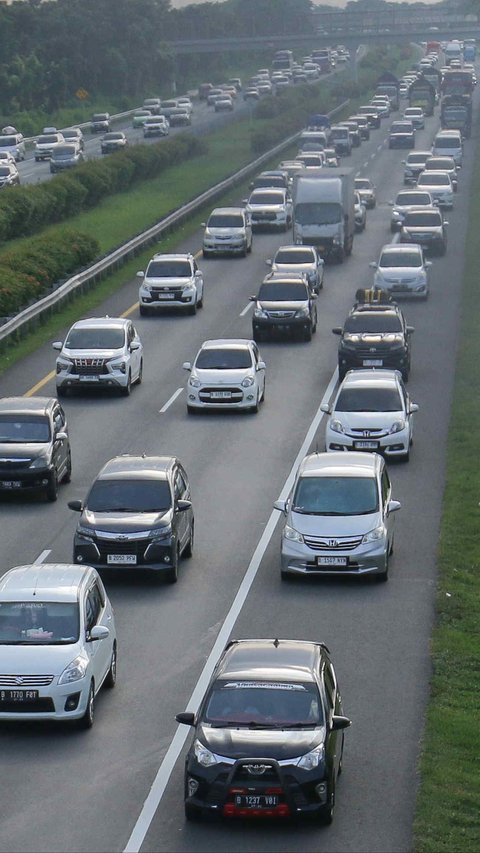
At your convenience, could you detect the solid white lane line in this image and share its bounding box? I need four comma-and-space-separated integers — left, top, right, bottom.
33, 550, 51, 565
159, 388, 183, 414
240, 301, 254, 317
124, 367, 339, 853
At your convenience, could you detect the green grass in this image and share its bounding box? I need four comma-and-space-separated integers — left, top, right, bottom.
413, 129, 480, 853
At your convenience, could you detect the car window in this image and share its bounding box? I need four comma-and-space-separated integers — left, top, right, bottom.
323, 665, 335, 711
0, 601, 79, 644
146, 260, 192, 277
381, 468, 391, 506
0, 416, 51, 443
344, 314, 403, 333
53, 407, 65, 432
203, 679, 323, 727
195, 348, 252, 369
335, 387, 403, 412
292, 476, 379, 516
379, 251, 421, 268
65, 327, 125, 349
85, 586, 102, 632
86, 478, 172, 512
174, 470, 186, 500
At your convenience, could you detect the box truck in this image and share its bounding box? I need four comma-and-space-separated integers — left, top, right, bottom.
293, 167, 355, 262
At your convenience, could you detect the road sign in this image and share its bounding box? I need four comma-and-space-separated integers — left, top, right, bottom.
75, 88, 89, 101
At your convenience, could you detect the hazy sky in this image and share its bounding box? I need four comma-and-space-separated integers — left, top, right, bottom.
169, 0, 444, 7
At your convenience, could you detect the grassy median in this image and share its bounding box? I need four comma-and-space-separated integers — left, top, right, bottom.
413, 132, 480, 852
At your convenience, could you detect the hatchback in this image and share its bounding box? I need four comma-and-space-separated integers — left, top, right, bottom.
416, 170, 454, 208
183, 339, 265, 413
322, 369, 418, 461
50, 144, 84, 173
275, 452, 401, 581
370, 244, 431, 299
0, 563, 116, 727
143, 116, 169, 137
0, 162, 20, 187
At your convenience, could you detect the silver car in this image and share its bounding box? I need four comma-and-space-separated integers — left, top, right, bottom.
202, 207, 252, 258
266, 244, 324, 292
275, 452, 400, 581
370, 244, 432, 300
389, 189, 435, 232
322, 369, 418, 461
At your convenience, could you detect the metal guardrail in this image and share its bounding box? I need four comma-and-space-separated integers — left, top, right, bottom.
0, 100, 349, 346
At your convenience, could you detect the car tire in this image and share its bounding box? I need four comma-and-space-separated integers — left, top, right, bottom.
389, 535, 395, 556
249, 392, 260, 414
63, 453, 72, 484
338, 368, 347, 382
281, 569, 294, 582
252, 329, 264, 343
202, 249, 212, 259
46, 470, 58, 502
79, 681, 95, 729
165, 549, 179, 584
303, 325, 312, 342
56, 385, 68, 398
122, 372, 132, 397
105, 643, 117, 688
187, 405, 198, 415
197, 289, 204, 308
318, 780, 335, 825
240, 242, 247, 258
184, 523, 194, 558
247, 240, 252, 254
188, 301, 197, 316
185, 802, 202, 822
139, 305, 150, 317
375, 555, 389, 583
136, 360, 143, 385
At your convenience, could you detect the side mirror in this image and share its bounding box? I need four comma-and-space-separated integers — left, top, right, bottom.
201, 222, 206, 228
388, 200, 394, 206
318, 259, 325, 267
265, 259, 272, 266
332, 327, 342, 335
68, 500, 83, 512
331, 715, 351, 731
136, 271, 145, 278
369, 261, 378, 268
443, 221, 449, 227
242, 198, 248, 205
182, 362, 192, 371
257, 361, 266, 371
52, 341, 63, 351
273, 499, 287, 513
88, 625, 109, 642
55, 431, 68, 442
425, 261, 432, 269
406, 325, 415, 334
409, 403, 419, 413
130, 341, 141, 351
176, 711, 195, 727
176, 499, 192, 513
320, 403, 331, 414
387, 499, 402, 514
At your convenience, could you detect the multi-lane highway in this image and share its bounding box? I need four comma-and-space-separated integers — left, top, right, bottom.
0, 84, 475, 853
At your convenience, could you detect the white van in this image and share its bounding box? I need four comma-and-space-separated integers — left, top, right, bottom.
431, 130, 463, 166
0, 132, 25, 162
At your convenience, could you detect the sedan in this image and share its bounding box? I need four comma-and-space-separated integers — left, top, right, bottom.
100, 132, 128, 154
399, 206, 448, 255
416, 170, 454, 208
370, 244, 432, 299
354, 177, 376, 208
321, 369, 418, 461
183, 339, 265, 413
244, 188, 293, 231
389, 189, 435, 232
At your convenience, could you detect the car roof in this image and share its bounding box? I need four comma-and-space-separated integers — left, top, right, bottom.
350, 303, 402, 317
0, 396, 55, 416
97, 455, 176, 481
210, 207, 245, 215
216, 639, 325, 683
341, 369, 402, 389
151, 253, 193, 262
300, 451, 380, 478
201, 339, 253, 350
68, 316, 129, 330
275, 244, 315, 254
380, 243, 422, 253
0, 564, 91, 602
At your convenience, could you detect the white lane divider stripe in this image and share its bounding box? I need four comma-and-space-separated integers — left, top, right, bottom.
240, 301, 254, 317
159, 388, 183, 414
124, 367, 339, 853
33, 550, 51, 564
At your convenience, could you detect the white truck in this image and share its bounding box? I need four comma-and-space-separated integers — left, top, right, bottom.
292, 167, 355, 262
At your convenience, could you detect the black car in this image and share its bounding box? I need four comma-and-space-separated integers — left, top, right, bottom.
176, 638, 350, 823
68, 455, 193, 583
399, 206, 448, 256
332, 299, 414, 381
0, 397, 71, 502
251, 274, 317, 342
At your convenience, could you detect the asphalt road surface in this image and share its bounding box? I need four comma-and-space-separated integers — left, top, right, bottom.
0, 84, 476, 852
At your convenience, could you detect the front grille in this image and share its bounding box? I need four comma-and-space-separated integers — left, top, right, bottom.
0, 674, 54, 687
151, 287, 183, 295
233, 764, 279, 783
350, 428, 385, 436
252, 213, 276, 221
72, 358, 107, 376
95, 540, 148, 559
0, 698, 55, 713
267, 311, 296, 319
348, 345, 404, 358
303, 535, 363, 551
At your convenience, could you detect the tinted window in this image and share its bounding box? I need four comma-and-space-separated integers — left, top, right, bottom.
344, 314, 403, 333
259, 281, 308, 301
292, 476, 378, 515
403, 212, 441, 226
195, 348, 252, 370
335, 387, 403, 412
53, 146, 76, 157
379, 251, 422, 267
250, 191, 284, 204
434, 138, 459, 149
87, 478, 172, 512
0, 416, 50, 443
38, 135, 59, 144
204, 679, 323, 727
295, 202, 342, 226
65, 328, 125, 349
146, 260, 192, 278
0, 602, 79, 644
391, 123, 412, 132
0, 137, 17, 146
208, 214, 244, 228
406, 155, 430, 165
355, 180, 371, 189
395, 192, 431, 206
274, 248, 315, 265
0, 166, 10, 176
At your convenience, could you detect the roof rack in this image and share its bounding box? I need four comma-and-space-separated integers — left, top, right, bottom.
354, 287, 393, 306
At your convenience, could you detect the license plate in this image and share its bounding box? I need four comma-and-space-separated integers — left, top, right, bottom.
211, 391, 232, 399
354, 440, 379, 450
317, 556, 348, 566
107, 554, 137, 565
0, 690, 39, 702
362, 359, 383, 367
234, 795, 279, 808
79, 375, 99, 382
155, 293, 176, 300
0, 481, 21, 489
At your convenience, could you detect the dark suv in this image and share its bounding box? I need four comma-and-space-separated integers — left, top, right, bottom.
68, 455, 193, 583
251, 274, 317, 342
332, 300, 414, 381
176, 638, 351, 824
0, 397, 71, 502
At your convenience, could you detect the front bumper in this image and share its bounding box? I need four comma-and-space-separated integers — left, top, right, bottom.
56, 371, 130, 391
281, 536, 389, 577
0, 679, 91, 722
139, 288, 196, 309
0, 467, 53, 494
187, 386, 257, 409
325, 427, 410, 457
203, 239, 246, 255
73, 536, 176, 572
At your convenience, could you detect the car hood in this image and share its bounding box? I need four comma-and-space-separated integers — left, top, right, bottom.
192, 368, 251, 384
290, 509, 382, 537
144, 277, 191, 287
377, 266, 424, 278
81, 509, 171, 533
60, 348, 124, 360
0, 442, 50, 463
199, 724, 324, 760
330, 411, 404, 430
0, 642, 83, 675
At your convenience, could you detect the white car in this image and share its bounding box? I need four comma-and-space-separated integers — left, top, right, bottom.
183, 339, 265, 413
34, 131, 65, 161
0, 563, 116, 727
354, 192, 367, 232
137, 253, 204, 316
403, 107, 425, 129
431, 130, 463, 165
354, 177, 376, 208
402, 150, 433, 185
244, 188, 293, 231
390, 188, 435, 232
322, 369, 418, 461
416, 170, 454, 208
143, 115, 169, 137
422, 156, 459, 190
370, 244, 431, 300
52, 316, 144, 396
202, 207, 252, 257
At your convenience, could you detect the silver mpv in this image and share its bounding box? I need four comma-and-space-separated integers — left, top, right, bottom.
274, 452, 401, 582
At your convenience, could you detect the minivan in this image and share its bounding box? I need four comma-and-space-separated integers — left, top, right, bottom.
0, 132, 25, 162
431, 130, 463, 165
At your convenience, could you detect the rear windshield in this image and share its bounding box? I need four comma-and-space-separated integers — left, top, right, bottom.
259, 282, 308, 301
0, 416, 50, 443
87, 478, 171, 512
344, 314, 403, 333
335, 387, 403, 412
292, 476, 378, 516
424, 159, 454, 170
0, 602, 79, 645
53, 146, 77, 157
146, 260, 192, 278
379, 251, 422, 267
355, 180, 371, 189
196, 348, 252, 369
254, 177, 285, 188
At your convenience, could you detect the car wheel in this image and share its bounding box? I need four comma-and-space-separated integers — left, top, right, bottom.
338, 736, 345, 775
375, 554, 389, 583
281, 569, 294, 582
252, 329, 263, 343
56, 385, 68, 398
337, 247, 344, 264
183, 523, 194, 558
165, 549, 179, 584
247, 240, 252, 254
197, 289, 204, 308
401, 448, 410, 463
240, 241, 247, 258
249, 392, 260, 414
202, 249, 211, 259
136, 360, 143, 385
46, 470, 58, 502
139, 305, 150, 317
63, 453, 72, 484
122, 372, 132, 396
389, 535, 395, 556
188, 301, 197, 316
79, 681, 95, 729
303, 324, 312, 342
338, 368, 347, 382
318, 780, 335, 825
185, 802, 202, 822
105, 643, 117, 688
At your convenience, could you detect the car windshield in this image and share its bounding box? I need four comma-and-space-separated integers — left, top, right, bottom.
407, 155, 429, 165
0, 602, 79, 645
292, 475, 378, 516
195, 348, 252, 370
63, 130, 79, 138
355, 180, 371, 189
0, 137, 16, 147
379, 251, 421, 268
295, 202, 342, 226
93, 115, 108, 121
254, 177, 284, 188
344, 314, 403, 333
250, 191, 284, 204
0, 166, 11, 176
425, 160, 453, 170
434, 138, 459, 149
87, 478, 171, 512
391, 124, 412, 132
208, 214, 244, 228
335, 388, 403, 412
404, 212, 441, 226
204, 679, 323, 727
104, 133, 123, 140
259, 282, 308, 301
274, 248, 315, 265
0, 416, 50, 443
418, 174, 449, 186
146, 260, 192, 278
331, 128, 348, 139
53, 146, 76, 158
38, 135, 58, 144
396, 193, 430, 206
65, 328, 125, 349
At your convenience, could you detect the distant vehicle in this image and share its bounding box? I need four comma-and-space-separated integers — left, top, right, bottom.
90, 113, 110, 133
34, 132, 65, 161
143, 97, 161, 115
143, 116, 169, 137
100, 132, 128, 154
370, 243, 431, 300
132, 108, 153, 128
62, 127, 85, 150
50, 144, 85, 173
0, 161, 20, 187
183, 339, 265, 413
202, 207, 252, 258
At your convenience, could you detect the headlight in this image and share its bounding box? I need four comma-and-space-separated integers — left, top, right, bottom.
189, 377, 201, 388
284, 525, 304, 543
29, 455, 50, 469
241, 375, 255, 388
362, 525, 385, 544
57, 357, 72, 369
182, 284, 195, 293
295, 306, 310, 318
77, 523, 95, 538
330, 419, 344, 434
58, 656, 88, 685
194, 739, 218, 767
142, 283, 152, 292
389, 419, 405, 434
254, 308, 267, 318
108, 359, 126, 374
296, 744, 325, 770
150, 525, 172, 541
